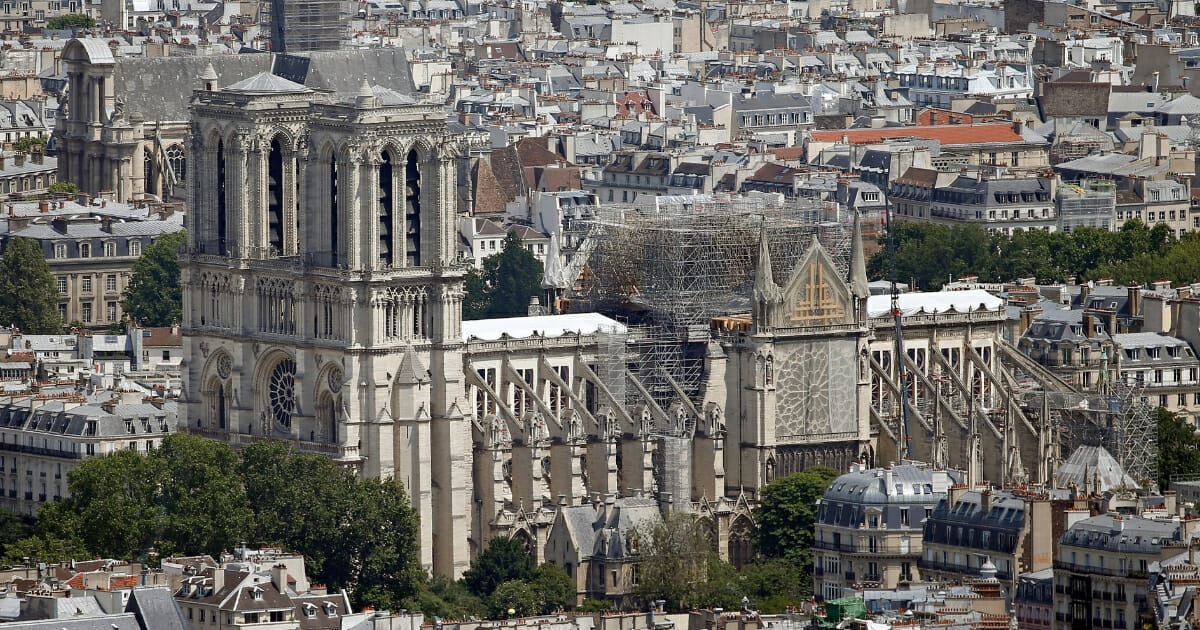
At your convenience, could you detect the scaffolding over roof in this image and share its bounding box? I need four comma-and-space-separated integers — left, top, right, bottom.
570, 193, 851, 407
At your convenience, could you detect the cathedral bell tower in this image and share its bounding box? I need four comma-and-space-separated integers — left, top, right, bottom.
180, 72, 473, 577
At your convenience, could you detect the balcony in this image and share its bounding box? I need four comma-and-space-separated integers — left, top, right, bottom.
23, 492, 31, 500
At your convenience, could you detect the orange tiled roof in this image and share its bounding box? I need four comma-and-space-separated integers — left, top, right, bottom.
110, 575, 139, 589
809, 123, 1025, 146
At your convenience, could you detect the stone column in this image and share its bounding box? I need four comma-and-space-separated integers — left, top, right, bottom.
365, 150, 381, 268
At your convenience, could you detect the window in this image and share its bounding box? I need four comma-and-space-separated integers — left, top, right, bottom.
106, 302, 117, 322
56, 277, 66, 294
79, 243, 90, 258
81, 276, 91, 294
103, 241, 115, 257
166, 144, 186, 181
54, 243, 65, 258
105, 274, 116, 292
81, 302, 92, 323
129, 240, 141, 256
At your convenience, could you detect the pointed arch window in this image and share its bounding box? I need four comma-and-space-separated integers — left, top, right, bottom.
405, 150, 421, 267
267, 138, 285, 254
216, 140, 227, 254
379, 150, 395, 267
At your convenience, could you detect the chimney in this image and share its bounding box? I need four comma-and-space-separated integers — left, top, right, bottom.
1019, 304, 1041, 335
38, 200, 48, 213
211, 567, 224, 593
269, 564, 287, 593
51, 217, 66, 234
31, 149, 42, 165
980, 488, 992, 513
1080, 282, 1091, 306
1127, 284, 1142, 319
1011, 120, 1023, 136
14, 153, 23, 167
1082, 313, 1094, 339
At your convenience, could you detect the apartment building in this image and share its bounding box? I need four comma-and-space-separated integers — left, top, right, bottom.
0, 390, 177, 516
812, 461, 960, 600
920, 488, 1066, 593
1053, 513, 1190, 630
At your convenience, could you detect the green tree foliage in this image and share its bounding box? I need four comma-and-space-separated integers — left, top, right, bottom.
1, 534, 89, 564
487, 580, 540, 618
868, 219, 1177, 290
18, 436, 423, 610
462, 536, 534, 597
15, 136, 46, 154
632, 512, 714, 611
404, 575, 485, 621
46, 13, 95, 29
531, 562, 577, 613
463, 232, 544, 319
48, 181, 78, 195
156, 434, 253, 557
121, 230, 185, 326
575, 599, 614, 613
1158, 408, 1200, 490
0, 236, 63, 333
754, 466, 840, 560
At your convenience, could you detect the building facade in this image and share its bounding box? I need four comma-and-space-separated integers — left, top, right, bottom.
813, 461, 959, 600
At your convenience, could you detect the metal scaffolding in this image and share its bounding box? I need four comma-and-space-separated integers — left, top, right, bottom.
571, 193, 848, 407
265, 0, 344, 53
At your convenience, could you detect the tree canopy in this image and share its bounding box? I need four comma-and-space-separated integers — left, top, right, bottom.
1157, 408, 1200, 490
462, 536, 534, 598
869, 220, 1177, 290
463, 232, 544, 319
19, 435, 423, 609
632, 512, 714, 611
754, 466, 840, 560
121, 230, 185, 326
46, 13, 95, 29
0, 236, 62, 333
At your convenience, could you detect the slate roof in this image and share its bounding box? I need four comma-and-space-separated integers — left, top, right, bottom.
112, 48, 416, 123
1039, 82, 1110, 118
1054, 445, 1139, 491
126, 586, 188, 630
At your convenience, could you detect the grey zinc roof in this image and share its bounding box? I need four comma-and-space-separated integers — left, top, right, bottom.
19, 616, 142, 630
822, 463, 953, 505
1060, 514, 1181, 552
126, 587, 188, 630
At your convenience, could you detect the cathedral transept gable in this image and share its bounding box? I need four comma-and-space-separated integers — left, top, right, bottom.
779, 237, 855, 328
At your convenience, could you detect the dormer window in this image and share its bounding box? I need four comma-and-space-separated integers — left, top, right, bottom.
304, 603, 318, 619
250, 586, 264, 601
323, 602, 337, 616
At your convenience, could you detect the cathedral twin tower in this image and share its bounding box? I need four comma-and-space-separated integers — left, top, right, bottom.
180, 71, 473, 576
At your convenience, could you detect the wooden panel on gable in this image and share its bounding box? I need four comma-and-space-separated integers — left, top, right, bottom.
780, 238, 854, 327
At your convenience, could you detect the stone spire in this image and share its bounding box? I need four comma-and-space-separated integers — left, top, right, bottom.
849, 210, 869, 300
355, 77, 376, 108
199, 62, 218, 91
753, 227, 783, 328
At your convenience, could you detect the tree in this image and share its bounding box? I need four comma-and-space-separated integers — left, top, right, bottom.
342, 477, 424, 610
404, 575, 485, 621
487, 580, 539, 618
0, 236, 62, 333
46, 13, 95, 29
121, 230, 185, 326
156, 434, 252, 557
463, 232, 544, 319
1157, 408, 1200, 490
48, 181, 78, 195
754, 466, 840, 560
15, 136, 46, 154
2, 534, 88, 564
51, 448, 166, 559
462, 536, 534, 598
531, 562, 576, 613
632, 512, 714, 611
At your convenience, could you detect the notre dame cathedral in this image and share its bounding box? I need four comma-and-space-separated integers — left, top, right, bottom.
181, 64, 1016, 588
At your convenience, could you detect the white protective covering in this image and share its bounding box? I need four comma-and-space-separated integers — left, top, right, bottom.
866, 289, 1003, 318
462, 313, 626, 341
